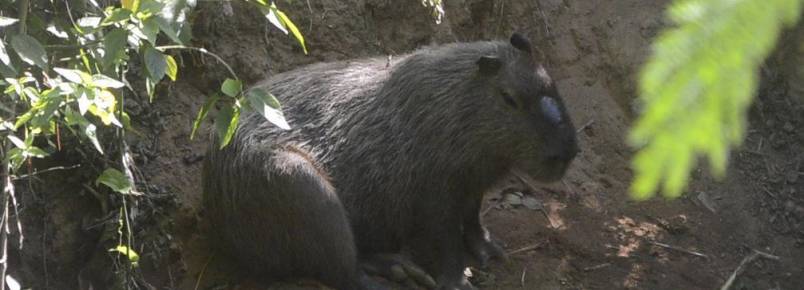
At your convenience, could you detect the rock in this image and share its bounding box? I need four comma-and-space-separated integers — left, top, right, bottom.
522, 195, 543, 211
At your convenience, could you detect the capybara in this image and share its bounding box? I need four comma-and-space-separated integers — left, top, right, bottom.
203, 33, 579, 290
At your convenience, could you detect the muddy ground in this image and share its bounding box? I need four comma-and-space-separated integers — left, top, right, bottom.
8, 0, 803, 289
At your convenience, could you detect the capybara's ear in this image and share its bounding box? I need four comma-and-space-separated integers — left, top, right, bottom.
477, 56, 502, 76
510, 33, 532, 55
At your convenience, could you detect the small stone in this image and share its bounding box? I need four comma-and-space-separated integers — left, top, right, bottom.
183, 153, 204, 165
696, 191, 717, 213
787, 171, 799, 183
783, 121, 795, 132
522, 196, 543, 210
501, 192, 523, 206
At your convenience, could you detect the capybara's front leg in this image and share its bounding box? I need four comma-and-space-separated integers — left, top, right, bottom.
463, 193, 506, 268
410, 203, 476, 290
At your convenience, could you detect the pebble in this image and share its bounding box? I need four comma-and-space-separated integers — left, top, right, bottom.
783, 121, 794, 132
787, 171, 799, 183
522, 195, 543, 210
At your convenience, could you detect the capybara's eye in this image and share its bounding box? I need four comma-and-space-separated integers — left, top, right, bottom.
501, 92, 518, 109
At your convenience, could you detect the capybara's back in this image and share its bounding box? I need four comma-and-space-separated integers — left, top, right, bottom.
203, 33, 578, 290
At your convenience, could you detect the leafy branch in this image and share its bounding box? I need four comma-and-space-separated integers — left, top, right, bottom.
0, 0, 305, 287
630, 0, 803, 199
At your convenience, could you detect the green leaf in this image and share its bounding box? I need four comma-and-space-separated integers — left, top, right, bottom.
191, 94, 219, 140
24, 146, 48, 158
122, 0, 141, 11
76, 17, 102, 32
84, 123, 104, 154
154, 0, 195, 44
138, 0, 166, 14
13, 111, 33, 129
267, 2, 308, 54
145, 76, 156, 101
92, 74, 125, 88
0, 39, 11, 65
140, 18, 160, 46
221, 78, 242, 97
77, 91, 92, 115
29, 90, 63, 130
0, 62, 17, 79
245, 88, 290, 130
96, 168, 132, 194
629, 0, 802, 199
5, 148, 24, 171
102, 8, 132, 26
265, 5, 288, 34
165, 54, 178, 81
215, 104, 240, 148
109, 245, 140, 267
102, 28, 129, 69
46, 24, 69, 39
6, 274, 21, 290
0, 16, 19, 27
10, 34, 48, 68
143, 46, 167, 82
7, 135, 25, 149
154, 17, 184, 44
90, 89, 122, 127
53, 67, 92, 84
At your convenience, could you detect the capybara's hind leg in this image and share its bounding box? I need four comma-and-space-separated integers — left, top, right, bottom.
204, 146, 384, 290
268, 149, 386, 290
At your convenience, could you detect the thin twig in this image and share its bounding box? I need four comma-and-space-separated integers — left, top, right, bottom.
0, 84, 18, 290
306, 0, 314, 33
576, 119, 595, 133
583, 263, 611, 271
507, 242, 544, 255
481, 198, 501, 217
761, 187, 777, 198
8, 182, 22, 250
0, 160, 11, 290
649, 241, 708, 259
194, 255, 214, 290
742, 149, 766, 157
156, 45, 239, 80
43, 41, 102, 50
536, 3, 551, 37
520, 268, 526, 288
720, 250, 780, 290
11, 164, 81, 180
42, 220, 48, 289
82, 183, 109, 214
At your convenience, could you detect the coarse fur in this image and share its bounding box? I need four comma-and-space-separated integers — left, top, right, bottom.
203, 34, 578, 290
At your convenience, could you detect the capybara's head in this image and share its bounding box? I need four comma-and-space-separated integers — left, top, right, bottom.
477, 33, 579, 182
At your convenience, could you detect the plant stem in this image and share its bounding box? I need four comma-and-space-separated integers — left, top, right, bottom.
156, 45, 239, 80
18, 0, 28, 35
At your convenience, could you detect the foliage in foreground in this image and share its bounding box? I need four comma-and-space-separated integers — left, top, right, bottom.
630, 0, 802, 199
0, 0, 302, 285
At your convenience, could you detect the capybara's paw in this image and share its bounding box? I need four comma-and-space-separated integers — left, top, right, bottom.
437, 276, 476, 290
362, 253, 437, 289
466, 234, 507, 268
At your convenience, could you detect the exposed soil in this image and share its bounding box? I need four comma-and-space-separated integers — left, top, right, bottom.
7, 1, 803, 290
